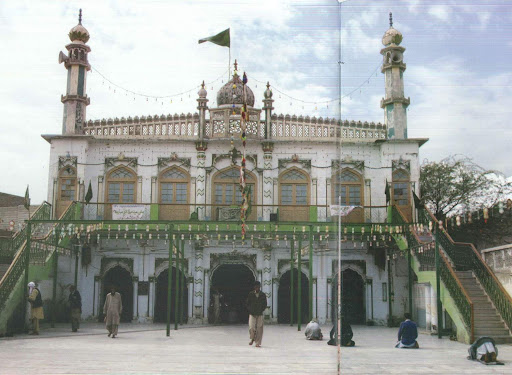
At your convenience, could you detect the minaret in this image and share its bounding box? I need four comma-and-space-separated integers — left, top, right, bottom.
262, 82, 274, 139
59, 9, 91, 135
196, 81, 208, 139
380, 13, 410, 139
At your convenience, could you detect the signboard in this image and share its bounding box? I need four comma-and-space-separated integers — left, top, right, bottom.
112, 204, 149, 220
329, 205, 360, 217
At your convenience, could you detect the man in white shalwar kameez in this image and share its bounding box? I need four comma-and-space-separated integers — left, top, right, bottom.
103, 286, 123, 338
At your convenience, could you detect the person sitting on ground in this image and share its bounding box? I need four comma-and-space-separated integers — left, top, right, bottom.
305, 319, 323, 340
395, 312, 419, 348
327, 317, 355, 346
468, 337, 502, 364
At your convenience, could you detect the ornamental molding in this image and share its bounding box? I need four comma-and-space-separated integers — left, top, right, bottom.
154, 257, 188, 277
210, 252, 257, 275
105, 153, 137, 169
392, 158, 410, 172
212, 151, 257, 168
332, 159, 365, 172
278, 155, 311, 170
157, 154, 191, 171
58, 155, 78, 170
331, 259, 366, 277
100, 257, 134, 277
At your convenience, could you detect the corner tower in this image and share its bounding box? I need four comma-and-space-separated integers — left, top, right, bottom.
380, 13, 410, 139
59, 9, 91, 135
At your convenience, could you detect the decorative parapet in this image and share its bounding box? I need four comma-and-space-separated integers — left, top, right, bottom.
82, 112, 386, 142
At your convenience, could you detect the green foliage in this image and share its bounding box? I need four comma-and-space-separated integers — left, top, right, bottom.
420, 156, 509, 219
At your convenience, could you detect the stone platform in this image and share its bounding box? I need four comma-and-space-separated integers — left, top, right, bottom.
0, 323, 510, 374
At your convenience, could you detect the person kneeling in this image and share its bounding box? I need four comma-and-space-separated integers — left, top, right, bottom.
305, 320, 323, 340
327, 317, 355, 347
395, 313, 419, 349
468, 337, 502, 364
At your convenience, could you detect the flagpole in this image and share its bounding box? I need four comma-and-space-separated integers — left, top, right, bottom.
229, 47, 231, 78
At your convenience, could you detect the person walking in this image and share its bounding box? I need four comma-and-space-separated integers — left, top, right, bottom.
68, 285, 82, 332
103, 286, 123, 338
246, 281, 267, 348
27, 281, 44, 335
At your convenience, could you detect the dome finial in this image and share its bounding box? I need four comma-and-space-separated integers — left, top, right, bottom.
266, 81, 270, 89
201, 80, 205, 88
234, 59, 238, 72
79, 9, 82, 25
389, 12, 393, 28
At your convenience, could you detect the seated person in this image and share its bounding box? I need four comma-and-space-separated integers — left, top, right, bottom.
305, 320, 323, 340
327, 317, 355, 346
468, 337, 499, 364
395, 313, 419, 348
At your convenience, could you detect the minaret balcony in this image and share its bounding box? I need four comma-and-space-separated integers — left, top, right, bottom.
380, 97, 410, 109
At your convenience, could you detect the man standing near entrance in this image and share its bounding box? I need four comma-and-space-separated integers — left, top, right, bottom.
27, 281, 44, 335
103, 286, 123, 338
246, 281, 267, 347
68, 285, 82, 332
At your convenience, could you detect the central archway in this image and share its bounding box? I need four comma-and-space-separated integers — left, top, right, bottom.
331, 269, 365, 324
154, 266, 188, 323
278, 269, 309, 324
101, 265, 133, 323
210, 264, 255, 324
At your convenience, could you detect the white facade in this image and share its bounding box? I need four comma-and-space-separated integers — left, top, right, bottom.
42, 16, 427, 326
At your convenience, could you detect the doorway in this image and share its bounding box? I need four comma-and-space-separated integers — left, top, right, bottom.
210, 264, 255, 324
278, 269, 309, 324
331, 269, 365, 324
154, 266, 188, 323
101, 266, 133, 323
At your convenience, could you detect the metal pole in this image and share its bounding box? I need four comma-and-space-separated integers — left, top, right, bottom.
23, 221, 32, 332
175, 236, 180, 330
179, 238, 185, 325
166, 227, 174, 337
435, 225, 442, 339
337, 197, 342, 347
52, 228, 59, 328
74, 243, 80, 288
387, 250, 393, 327
297, 236, 302, 331
408, 247, 413, 315
290, 238, 294, 326
309, 226, 313, 321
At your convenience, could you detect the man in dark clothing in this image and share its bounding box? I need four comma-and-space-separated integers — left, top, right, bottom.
246, 281, 267, 347
396, 313, 419, 348
327, 317, 355, 346
68, 285, 82, 332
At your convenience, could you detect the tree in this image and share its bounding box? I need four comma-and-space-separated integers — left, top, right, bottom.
420, 156, 511, 220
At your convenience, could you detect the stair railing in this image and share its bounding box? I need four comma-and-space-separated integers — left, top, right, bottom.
0, 202, 76, 321
418, 206, 512, 334
393, 205, 474, 341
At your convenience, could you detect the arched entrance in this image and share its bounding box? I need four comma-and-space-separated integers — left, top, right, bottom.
154, 267, 188, 323
332, 269, 365, 324
210, 264, 255, 324
101, 266, 133, 323
278, 269, 309, 324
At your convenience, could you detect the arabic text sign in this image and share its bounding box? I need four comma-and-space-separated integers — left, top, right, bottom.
112, 204, 149, 220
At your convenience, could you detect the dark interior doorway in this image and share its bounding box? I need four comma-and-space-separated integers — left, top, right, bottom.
101, 266, 133, 323
154, 266, 188, 323
210, 264, 255, 324
278, 269, 309, 324
332, 269, 365, 324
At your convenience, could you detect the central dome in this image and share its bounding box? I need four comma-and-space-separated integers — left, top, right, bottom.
217, 73, 255, 107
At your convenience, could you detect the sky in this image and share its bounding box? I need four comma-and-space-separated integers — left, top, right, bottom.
0, 0, 511, 203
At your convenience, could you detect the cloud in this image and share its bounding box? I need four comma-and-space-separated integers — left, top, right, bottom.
428, 5, 451, 22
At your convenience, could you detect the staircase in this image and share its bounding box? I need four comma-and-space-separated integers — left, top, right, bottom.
393, 206, 512, 344
0, 263, 9, 280
456, 270, 512, 344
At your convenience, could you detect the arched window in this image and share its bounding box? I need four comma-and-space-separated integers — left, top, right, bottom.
106, 167, 136, 203
279, 168, 309, 221
392, 169, 411, 220
332, 169, 364, 223
212, 167, 256, 221
159, 166, 190, 220
56, 167, 77, 218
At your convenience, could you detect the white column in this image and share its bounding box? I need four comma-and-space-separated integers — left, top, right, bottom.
151, 176, 157, 203
263, 249, 272, 319
94, 276, 101, 316
195, 146, 207, 220
272, 278, 278, 321
262, 144, 274, 221
194, 249, 204, 320
327, 278, 332, 322
366, 279, 373, 322
132, 277, 138, 320
137, 176, 143, 203
203, 269, 210, 319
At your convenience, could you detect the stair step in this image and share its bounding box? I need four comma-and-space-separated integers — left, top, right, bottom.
490, 336, 512, 344
474, 328, 511, 336
474, 321, 506, 328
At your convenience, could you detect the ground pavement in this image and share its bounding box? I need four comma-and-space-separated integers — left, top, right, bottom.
0, 323, 511, 374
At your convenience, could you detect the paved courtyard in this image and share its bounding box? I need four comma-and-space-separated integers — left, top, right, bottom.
0, 323, 511, 374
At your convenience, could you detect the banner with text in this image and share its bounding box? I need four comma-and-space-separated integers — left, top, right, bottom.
112, 204, 149, 220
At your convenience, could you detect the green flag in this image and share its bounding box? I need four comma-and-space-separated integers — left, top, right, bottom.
24, 185, 30, 210
85, 181, 93, 204
198, 28, 230, 48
